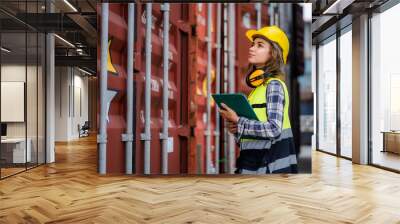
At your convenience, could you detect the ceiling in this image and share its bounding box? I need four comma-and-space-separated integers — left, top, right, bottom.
309, 0, 390, 44
0, 0, 97, 74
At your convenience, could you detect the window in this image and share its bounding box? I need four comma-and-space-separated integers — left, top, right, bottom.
317, 36, 337, 154
339, 28, 352, 158
370, 2, 400, 171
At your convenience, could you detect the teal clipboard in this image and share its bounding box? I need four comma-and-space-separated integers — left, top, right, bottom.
212, 93, 259, 121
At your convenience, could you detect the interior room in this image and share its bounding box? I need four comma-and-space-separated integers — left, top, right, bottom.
0, 0, 97, 179
0, 24, 46, 178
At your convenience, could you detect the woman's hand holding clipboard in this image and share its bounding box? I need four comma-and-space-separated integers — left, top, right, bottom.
219, 103, 239, 134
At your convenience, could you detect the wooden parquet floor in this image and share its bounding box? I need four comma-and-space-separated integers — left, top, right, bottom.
1, 135, 400, 223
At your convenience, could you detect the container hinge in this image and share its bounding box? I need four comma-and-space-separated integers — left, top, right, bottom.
97, 134, 107, 144
159, 133, 168, 140
140, 133, 151, 141
121, 133, 134, 142
215, 43, 221, 49
214, 131, 220, 137
160, 4, 170, 11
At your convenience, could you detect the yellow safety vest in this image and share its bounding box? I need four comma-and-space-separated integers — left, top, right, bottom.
241, 78, 291, 142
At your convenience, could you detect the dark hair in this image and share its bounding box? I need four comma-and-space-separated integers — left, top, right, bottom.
246, 36, 285, 82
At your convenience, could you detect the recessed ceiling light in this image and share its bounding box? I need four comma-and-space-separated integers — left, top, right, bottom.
54, 34, 75, 48
1, 47, 11, 53
322, 0, 355, 15
78, 67, 93, 76
63, 0, 78, 12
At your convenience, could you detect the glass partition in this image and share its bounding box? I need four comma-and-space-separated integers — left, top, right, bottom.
317, 36, 337, 155
1, 31, 28, 177
27, 31, 38, 169
0, 1, 46, 179
38, 32, 45, 165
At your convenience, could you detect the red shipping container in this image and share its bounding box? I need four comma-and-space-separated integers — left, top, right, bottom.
134, 3, 193, 174
98, 3, 270, 174
97, 3, 128, 174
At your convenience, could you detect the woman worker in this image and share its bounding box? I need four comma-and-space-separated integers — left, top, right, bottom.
219, 26, 298, 174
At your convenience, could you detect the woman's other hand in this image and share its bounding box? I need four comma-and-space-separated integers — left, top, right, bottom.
219, 103, 239, 124
227, 121, 238, 134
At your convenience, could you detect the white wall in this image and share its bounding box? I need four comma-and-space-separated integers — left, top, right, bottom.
55, 67, 70, 141
55, 67, 89, 141
1, 64, 45, 164
72, 72, 89, 138
1, 65, 29, 138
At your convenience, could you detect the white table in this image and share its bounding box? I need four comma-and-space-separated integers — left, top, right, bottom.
1, 138, 31, 163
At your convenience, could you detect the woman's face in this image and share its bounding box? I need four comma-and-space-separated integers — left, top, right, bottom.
248, 37, 272, 67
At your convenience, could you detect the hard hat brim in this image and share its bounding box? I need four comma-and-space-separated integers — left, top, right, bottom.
246, 30, 258, 42
246, 30, 272, 44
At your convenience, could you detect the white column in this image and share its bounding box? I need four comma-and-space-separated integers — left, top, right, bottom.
352, 14, 369, 164
46, 0, 55, 163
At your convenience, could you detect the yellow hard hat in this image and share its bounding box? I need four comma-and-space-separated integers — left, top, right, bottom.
246, 26, 290, 64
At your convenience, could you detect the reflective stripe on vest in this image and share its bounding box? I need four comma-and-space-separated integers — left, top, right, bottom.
241, 78, 291, 143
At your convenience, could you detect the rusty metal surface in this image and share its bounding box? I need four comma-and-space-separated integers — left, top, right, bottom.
134, 3, 192, 174
97, 3, 127, 174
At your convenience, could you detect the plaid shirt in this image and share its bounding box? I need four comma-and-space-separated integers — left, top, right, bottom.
235, 80, 285, 141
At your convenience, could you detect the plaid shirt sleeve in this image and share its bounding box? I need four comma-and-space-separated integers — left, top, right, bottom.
235, 80, 285, 142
